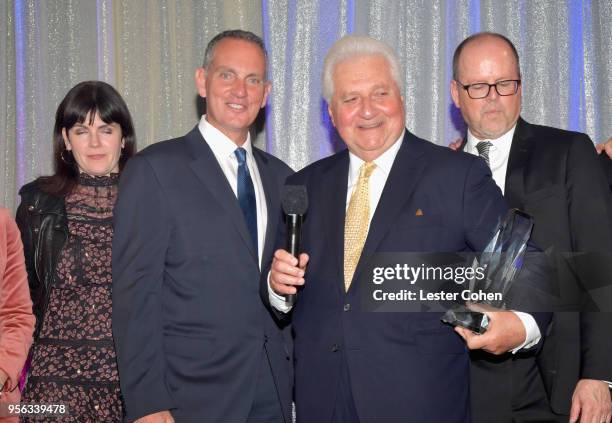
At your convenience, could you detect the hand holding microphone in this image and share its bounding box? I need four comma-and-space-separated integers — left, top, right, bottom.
269, 250, 309, 297
269, 186, 309, 303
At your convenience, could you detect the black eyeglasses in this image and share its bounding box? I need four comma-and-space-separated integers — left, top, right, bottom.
457, 79, 521, 99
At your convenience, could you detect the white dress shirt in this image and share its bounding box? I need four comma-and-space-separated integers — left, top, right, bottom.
198, 116, 267, 269
465, 126, 515, 195
465, 124, 540, 352
345, 131, 404, 217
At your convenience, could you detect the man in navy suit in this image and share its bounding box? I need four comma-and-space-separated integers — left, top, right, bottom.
112, 30, 293, 423
268, 35, 549, 423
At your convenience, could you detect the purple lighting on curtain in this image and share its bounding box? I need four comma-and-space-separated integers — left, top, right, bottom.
262, 0, 273, 153
14, 0, 26, 191
567, 0, 586, 132
96, 0, 115, 82
346, 0, 355, 34
445, 0, 480, 141
469, 0, 481, 34
319, 0, 356, 157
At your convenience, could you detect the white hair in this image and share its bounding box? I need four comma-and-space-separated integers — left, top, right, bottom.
322, 35, 403, 103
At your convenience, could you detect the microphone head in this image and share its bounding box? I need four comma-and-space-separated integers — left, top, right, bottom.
282, 185, 308, 215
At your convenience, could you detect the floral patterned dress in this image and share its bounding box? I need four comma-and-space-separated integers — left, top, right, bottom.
22, 174, 122, 422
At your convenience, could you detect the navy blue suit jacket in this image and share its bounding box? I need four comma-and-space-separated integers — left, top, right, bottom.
112, 127, 294, 423
281, 130, 549, 423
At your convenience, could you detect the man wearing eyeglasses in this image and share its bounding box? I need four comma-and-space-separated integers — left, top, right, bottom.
451, 32, 612, 423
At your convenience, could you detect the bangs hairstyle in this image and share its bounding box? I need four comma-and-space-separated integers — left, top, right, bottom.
322, 35, 403, 103
38, 80, 136, 196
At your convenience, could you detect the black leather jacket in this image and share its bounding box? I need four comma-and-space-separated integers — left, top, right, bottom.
15, 181, 68, 340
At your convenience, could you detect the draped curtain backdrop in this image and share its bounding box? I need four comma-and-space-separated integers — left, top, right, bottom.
1, 0, 610, 211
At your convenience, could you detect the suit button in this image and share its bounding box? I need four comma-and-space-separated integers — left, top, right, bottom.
331, 344, 340, 352
343, 303, 351, 312
33, 227, 39, 233
28, 205, 34, 211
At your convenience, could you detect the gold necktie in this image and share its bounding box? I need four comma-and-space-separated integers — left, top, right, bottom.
344, 162, 376, 292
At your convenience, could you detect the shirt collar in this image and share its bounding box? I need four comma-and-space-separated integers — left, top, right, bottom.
198, 115, 253, 160
466, 124, 516, 157
348, 129, 405, 183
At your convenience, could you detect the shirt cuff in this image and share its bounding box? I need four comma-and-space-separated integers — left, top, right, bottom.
0, 366, 13, 392
267, 271, 293, 313
510, 311, 541, 354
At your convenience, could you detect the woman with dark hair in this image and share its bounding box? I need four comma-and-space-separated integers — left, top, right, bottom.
15, 80, 136, 422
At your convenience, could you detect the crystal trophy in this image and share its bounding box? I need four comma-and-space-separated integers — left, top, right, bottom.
441, 209, 534, 334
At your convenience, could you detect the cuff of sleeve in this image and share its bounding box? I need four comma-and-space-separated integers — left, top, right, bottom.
510, 311, 541, 354
268, 271, 293, 313
0, 367, 14, 392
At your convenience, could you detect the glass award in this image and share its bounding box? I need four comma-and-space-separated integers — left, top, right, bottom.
441, 208, 534, 334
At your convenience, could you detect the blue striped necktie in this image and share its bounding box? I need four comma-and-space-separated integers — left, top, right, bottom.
235, 147, 258, 255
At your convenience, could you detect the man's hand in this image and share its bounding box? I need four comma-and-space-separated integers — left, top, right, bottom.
454, 303, 526, 355
596, 137, 612, 158
135, 411, 175, 423
269, 249, 309, 295
569, 379, 612, 423
449, 138, 463, 151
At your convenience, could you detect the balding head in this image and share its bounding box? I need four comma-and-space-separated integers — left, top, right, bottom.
452, 32, 520, 82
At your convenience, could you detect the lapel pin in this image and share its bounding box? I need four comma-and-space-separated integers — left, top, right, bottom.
415, 208, 424, 216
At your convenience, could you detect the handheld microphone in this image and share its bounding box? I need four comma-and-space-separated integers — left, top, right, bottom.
281, 185, 308, 303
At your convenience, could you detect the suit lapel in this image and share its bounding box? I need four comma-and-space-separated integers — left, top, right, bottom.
324, 152, 350, 298
184, 127, 258, 264
253, 149, 278, 267
350, 132, 427, 291
505, 118, 534, 209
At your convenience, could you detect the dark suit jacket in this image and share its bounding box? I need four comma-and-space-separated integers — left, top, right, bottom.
506, 118, 612, 415
601, 154, 612, 191
112, 127, 294, 423
467, 118, 612, 418
279, 130, 546, 423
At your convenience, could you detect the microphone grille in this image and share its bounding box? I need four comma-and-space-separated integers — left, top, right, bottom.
282, 185, 308, 215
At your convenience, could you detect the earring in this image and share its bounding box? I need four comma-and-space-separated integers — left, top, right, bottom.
60, 149, 75, 164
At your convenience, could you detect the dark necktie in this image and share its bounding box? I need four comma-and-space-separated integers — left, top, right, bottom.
235, 147, 258, 255
476, 141, 493, 167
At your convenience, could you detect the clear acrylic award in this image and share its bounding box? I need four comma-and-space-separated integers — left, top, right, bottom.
441, 209, 534, 333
